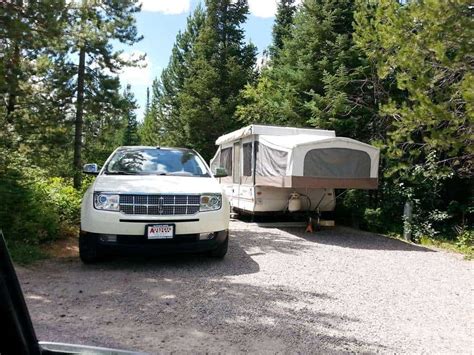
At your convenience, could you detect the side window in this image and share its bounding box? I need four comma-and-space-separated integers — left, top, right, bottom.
255, 141, 288, 176
303, 148, 371, 178
220, 147, 232, 176
242, 142, 252, 177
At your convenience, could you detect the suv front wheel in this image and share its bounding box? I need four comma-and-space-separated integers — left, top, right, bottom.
79, 233, 101, 263
209, 234, 228, 259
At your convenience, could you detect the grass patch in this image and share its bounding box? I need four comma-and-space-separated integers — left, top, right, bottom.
7, 241, 48, 265
385, 232, 473, 260
419, 236, 473, 260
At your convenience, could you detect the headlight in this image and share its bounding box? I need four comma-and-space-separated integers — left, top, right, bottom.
94, 192, 120, 211
200, 193, 222, 212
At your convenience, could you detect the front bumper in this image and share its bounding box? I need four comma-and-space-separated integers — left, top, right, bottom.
81, 191, 230, 235
81, 230, 228, 255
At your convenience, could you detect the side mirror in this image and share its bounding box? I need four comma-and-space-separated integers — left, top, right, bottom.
83, 163, 99, 175
214, 167, 228, 178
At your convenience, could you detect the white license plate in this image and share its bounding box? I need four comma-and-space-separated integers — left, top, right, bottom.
147, 224, 174, 239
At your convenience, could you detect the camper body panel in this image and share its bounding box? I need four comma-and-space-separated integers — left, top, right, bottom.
210, 125, 379, 215
252, 186, 335, 213
222, 184, 335, 214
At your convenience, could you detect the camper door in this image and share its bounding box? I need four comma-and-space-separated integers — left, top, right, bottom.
237, 136, 255, 212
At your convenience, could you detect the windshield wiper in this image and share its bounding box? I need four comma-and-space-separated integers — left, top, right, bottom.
105, 171, 137, 175
166, 171, 194, 176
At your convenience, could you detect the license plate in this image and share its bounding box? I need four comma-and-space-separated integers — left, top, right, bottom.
147, 224, 174, 239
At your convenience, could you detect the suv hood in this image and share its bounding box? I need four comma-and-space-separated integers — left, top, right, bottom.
93, 175, 222, 194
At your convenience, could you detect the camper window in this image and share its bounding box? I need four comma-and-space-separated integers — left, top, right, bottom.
220, 147, 232, 176
303, 148, 371, 178
242, 143, 252, 177
255, 141, 288, 176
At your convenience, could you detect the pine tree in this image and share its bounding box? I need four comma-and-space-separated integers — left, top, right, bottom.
139, 79, 161, 146
121, 85, 140, 146
144, 86, 150, 117
355, 0, 473, 178
81, 83, 126, 164
67, 0, 143, 188
238, 0, 379, 141
0, 1, 72, 173
236, 0, 299, 125
178, 0, 257, 159
284, 0, 379, 137
149, 5, 206, 147
269, 0, 297, 61
0, 1, 67, 119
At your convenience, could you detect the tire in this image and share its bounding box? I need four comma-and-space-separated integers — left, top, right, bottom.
209, 235, 228, 259
79, 233, 101, 263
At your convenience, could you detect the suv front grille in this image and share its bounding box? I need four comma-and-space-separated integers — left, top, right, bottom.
119, 194, 200, 215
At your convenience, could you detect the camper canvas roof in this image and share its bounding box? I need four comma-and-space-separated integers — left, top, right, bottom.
215, 125, 335, 145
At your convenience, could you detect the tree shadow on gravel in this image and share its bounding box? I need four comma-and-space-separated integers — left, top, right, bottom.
183, 279, 392, 353
233, 219, 434, 253
283, 226, 435, 252
18, 229, 394, 352
78, 234, 260, 277
23, 272, 392, 353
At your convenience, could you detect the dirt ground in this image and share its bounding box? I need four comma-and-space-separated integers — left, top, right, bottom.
17, 220, 473, 353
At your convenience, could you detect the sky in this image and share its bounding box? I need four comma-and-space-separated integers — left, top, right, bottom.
117, 0, 282, 121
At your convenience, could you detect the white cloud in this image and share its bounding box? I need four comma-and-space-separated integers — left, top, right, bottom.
140, 0, 190, 14
248, 0, 302, 18
118, 51, 153, 87
248, 0, 277, 18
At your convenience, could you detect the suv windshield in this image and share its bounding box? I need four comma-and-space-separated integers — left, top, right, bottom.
105, 148, 210, 177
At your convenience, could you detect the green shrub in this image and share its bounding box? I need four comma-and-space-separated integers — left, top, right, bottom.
0, 156, 83, 256
455, 227, 473, 250
37, 176, 82, 225
6, 240, 47, 265
0, 167, 60, 245
363, 208, 384, 232
336, 189, 369, 228
337, 151, 472, 247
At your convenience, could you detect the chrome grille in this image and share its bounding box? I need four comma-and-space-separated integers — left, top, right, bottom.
119, 194, 200, 215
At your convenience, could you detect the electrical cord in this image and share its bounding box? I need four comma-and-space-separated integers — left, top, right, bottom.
316, 189, 349, 210
298, 193, 312, 211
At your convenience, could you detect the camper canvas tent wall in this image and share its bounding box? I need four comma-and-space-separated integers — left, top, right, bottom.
210, 125, 380, 214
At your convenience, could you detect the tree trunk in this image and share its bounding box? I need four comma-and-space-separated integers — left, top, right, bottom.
6, 44, 19, 119
73, 47, 86, 189
6, 0, 22, 120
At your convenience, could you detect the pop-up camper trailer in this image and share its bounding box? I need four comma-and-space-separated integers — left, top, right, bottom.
210, 125, 380, 214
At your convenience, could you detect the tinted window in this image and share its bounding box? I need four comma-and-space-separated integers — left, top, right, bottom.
242, 143, 252, 177
106, 149, 209, 176
220, 147, 232, 176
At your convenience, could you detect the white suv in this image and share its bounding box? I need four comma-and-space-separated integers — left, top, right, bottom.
80, 146, 230, 263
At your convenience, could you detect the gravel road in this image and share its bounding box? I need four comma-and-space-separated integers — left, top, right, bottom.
17, 221, 473, 353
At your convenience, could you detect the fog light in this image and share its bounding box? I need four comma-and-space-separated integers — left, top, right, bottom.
99, 234, 117, 242
199, 232, 214, 240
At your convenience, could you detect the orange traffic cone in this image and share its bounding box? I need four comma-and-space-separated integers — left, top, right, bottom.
305, 217, 313, 233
